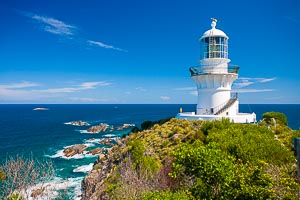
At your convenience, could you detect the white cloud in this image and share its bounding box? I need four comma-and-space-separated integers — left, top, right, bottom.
0, 81, 39, 89
232, 89, 275, 93
36, 87, 77, 93
160, 96, 170, 101
233, 77, 276, 88
35, 81, 112, 93
0, 81, 41, 100
87, 40, 127, 52
69, 97, 109, 102
174, 87, 195, 91
29, 14, 76, 36
135, 87, 147, 92
22, 11, 127, 53
79, 81, 112, 89
0, 88, 30, 98
0, 81, 112, 102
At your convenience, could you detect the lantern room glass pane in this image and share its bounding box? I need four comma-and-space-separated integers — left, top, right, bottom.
200, 36, 228, 59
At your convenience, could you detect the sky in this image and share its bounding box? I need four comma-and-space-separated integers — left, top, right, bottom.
0, 0, 299, 104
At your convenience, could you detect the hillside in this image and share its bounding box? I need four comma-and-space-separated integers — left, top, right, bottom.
82, 113, 300, 200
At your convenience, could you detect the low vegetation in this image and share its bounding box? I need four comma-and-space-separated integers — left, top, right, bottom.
3, 112, 299, 199
0, 155, 55, 199
92, 112, 300, 199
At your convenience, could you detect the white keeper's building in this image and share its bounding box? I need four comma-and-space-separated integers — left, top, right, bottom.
176, 19, 256, 123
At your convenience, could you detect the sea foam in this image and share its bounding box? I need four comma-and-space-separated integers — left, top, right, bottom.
20, 176, 83, 200
103, 134, 117, 138
73, 163, 94, 173
47, 149, 84, 160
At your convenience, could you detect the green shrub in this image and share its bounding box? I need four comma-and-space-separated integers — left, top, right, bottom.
172, 141, 274, 199
0, 167, 6, 181
205, 121, 294, 164
128, 139, 160, 176
93, 164, 101, 170
263, 112, 288, 126
141, 121, 153, 130
8, 193, 24, 200
142, 190, 192, 200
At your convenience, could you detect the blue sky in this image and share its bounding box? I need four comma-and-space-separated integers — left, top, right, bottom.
0, 0, 299, 104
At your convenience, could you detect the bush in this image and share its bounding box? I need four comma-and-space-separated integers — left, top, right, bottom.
128, 139, 160, 177
205, 121, 294, 164
98, 117, 300, 199
172, 141, 274, 199
0, 167, 6, 181
140, 118, 172, 131
263, 112, 288, 126
142, 190, 192, 200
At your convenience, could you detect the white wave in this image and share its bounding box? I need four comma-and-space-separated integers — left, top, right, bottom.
84, 143, 95, 148
103, 134, 117, 137
85, 154, 98, 158
19, 176, 83, 200
46, 142, 101, 160
84, 138, 101, 143
46, 149, 84, 160
73, 163, 94, 173
78, 130, 89, 134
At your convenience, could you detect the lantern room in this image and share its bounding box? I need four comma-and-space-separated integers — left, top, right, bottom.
199, 19, 229, 60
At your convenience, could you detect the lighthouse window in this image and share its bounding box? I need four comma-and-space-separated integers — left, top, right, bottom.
200, 37, 228, 59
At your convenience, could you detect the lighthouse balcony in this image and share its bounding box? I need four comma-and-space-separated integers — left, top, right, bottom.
190, 65, 239, 76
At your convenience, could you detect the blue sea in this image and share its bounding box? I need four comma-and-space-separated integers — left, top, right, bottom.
0, 104, 299, 198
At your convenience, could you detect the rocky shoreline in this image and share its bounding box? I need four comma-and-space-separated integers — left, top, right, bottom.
81, 138, 126, 200
62, 139, 119, 158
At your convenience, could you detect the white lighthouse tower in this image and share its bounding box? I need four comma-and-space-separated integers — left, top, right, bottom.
177, 19, 256, 123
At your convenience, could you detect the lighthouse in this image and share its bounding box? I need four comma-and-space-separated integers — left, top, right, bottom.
177, 19, 256, 123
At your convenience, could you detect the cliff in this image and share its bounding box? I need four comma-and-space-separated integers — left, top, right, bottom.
82, 115, 300, 200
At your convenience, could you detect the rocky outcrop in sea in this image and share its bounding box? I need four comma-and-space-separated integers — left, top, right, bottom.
64, 120, 90, 126
117, 123, 135, 131
87, 123, 109, 134
63, 144, 87, 157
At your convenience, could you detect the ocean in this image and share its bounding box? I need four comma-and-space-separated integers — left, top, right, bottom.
0, 104, 299, 198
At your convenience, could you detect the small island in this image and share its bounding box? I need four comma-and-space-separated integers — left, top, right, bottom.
64, 120, 90, 126
33, 107, 49, 111
63, 144, 87, 157
87, 123, 109, 134
117, 123, 135, 131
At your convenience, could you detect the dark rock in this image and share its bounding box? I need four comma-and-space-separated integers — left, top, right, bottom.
87, 123, 109, 134
117, 123, 135, 131
99, 138, 114, 146
63, 144, 87, 157
89, 148, 104, 155
65, 120, 90, 126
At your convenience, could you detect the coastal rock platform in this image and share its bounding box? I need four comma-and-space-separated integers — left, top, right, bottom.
87, 123, 109, 134
63, 144, 87, 157
65, 120, 90, 126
